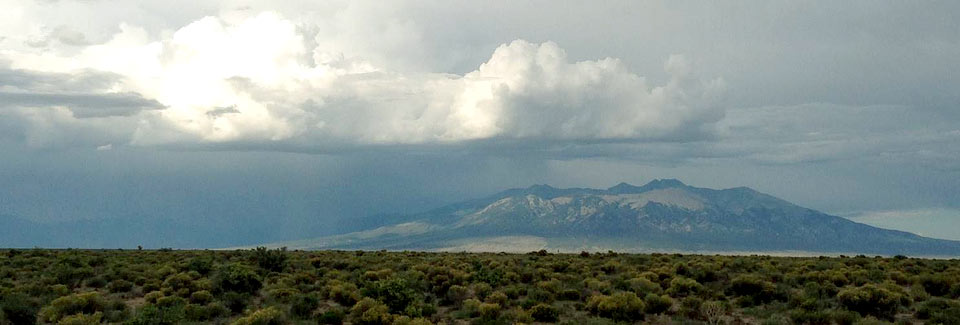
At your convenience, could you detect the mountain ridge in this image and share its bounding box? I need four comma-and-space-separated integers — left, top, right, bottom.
257, 180, 960, 256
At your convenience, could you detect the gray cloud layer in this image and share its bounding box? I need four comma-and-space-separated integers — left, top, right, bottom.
0, 67, 164, 117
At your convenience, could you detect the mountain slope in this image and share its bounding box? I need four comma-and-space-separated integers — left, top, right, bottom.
263, 180, 960, 256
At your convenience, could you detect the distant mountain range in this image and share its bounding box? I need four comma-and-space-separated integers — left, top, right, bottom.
260, 179, 960, 256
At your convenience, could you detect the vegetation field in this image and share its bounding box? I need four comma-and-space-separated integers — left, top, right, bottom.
2, 248, 960, 324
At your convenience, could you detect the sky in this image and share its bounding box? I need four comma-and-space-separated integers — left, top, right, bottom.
1, 0, 959, 247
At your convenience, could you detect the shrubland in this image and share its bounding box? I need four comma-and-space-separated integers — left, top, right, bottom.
0, 248, 958, 324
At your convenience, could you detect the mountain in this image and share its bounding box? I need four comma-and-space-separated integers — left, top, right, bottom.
259, 180, 960, 256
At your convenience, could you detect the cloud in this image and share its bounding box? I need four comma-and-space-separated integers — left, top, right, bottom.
713, 103, 960, 166
1, 91, 164, 118
0, 67, 120, 92
0, 11, 726, 151
24, 25, 90, 48
0, 66, 164, 121
450, 42, 725, 141
5, 7, 949, 169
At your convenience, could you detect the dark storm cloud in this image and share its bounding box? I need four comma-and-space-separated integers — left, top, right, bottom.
0, 91, 164, 117
0, 67, 119, 92
0, 67, 164, 117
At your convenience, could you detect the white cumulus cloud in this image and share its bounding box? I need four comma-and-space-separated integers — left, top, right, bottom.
1, 10, 726, 151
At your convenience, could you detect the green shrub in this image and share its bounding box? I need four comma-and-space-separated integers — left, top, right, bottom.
0, 292, 39, 325
51, 284, 71, 296
350, 297, 392, 325
206, 302, 230, 319
84, 276, 108, 288
125, 304, 186, 325
666, 277, 703, 297
183, 303, 212, 322
290, 294, 319, 319
796, 281, 838, 310
461, 298, 482, 317
266, 287, 298, 303
39, 291, 106, 323
472, 282, 494, 300
836, 284, 908, 320
221, 292, 252, 313
486, 291, 509, 305
729, 275, 777, 303
394, 316, 432, 325
917, 297, 960, 322
401, 300, 433, 318
910, 284, 931, 302
108, 279, 135, 293
446, 285, 471, 306
103, 298, 131, 323
143, 291, 164, 304
156, 295, 186, 309
529, 303, 559, 322
929, 305, 960, 325
53, 265, 95, 288
252, 247, 288, 272
186, 257, 214, 275
473, 265, 506, 287
142, 280, 161, 293
559, 289, 581, 301
918, 274, 954, 297
587, 292, 645, 322
58, 312, 103, 325
830, 309, 860, 325
478, 302, 501, 320
679, 296, 703, 318
162, 272, 195, 293
789, 308, 830, 324
326, 281, 360, 306
643, 294, 673, 315
156, 265, 177, 279
317, 308, 346, 324
214, 264, 262, 294
761, 314, 791, 325
584, 278, 612, 294
232, 306, 288, 325
189, 290, 213, 305
362, 277, 418, 313
527, 288, 554, 303
628, 277, 662, 296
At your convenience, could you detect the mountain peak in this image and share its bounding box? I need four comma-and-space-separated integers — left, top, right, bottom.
642, 178, 687, 189
526, 184, 557, 191
607, 179, 688, 194
607, 182, 641, 193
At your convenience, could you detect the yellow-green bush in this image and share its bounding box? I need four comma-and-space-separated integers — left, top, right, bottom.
529, 303, 559, 322
587, 292, 645, 322
837, 284, 910, 321
38, 292, 105, 323
232, 306, 287, 325
57, 311, 102, 325
350, 297, 392, 325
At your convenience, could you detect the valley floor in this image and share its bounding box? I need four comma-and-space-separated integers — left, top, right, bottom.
1, 248, 960, 324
